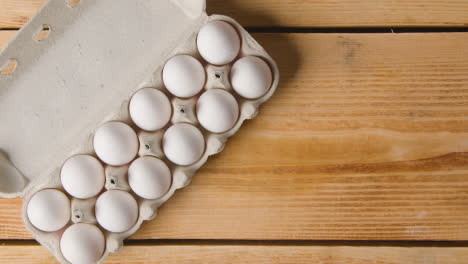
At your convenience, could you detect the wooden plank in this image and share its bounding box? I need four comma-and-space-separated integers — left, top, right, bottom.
0, 244, 467, 264
1, 0, 468, 28
1, 31, 468, 240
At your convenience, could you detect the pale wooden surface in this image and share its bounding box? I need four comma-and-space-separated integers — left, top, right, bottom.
0, 244, 467, 264
2, 0, 468, 263
1, 31, 468, 241
1, 0, 468, 28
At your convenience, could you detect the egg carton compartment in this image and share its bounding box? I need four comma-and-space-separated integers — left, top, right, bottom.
0, 1, 278, 263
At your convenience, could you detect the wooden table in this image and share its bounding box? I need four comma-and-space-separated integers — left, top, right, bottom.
1, 0, 468, 263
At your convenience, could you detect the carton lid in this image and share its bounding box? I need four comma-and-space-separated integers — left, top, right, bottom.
0, 0, 206, 198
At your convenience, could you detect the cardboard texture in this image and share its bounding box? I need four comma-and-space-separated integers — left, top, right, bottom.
0, 0, 278, 263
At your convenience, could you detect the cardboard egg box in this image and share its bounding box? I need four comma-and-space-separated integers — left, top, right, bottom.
0, 0, 279, 263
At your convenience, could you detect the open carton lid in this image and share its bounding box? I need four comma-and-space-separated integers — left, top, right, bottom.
0, 0, 207, 198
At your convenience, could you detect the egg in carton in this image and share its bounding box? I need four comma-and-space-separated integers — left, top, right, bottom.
0, 0, 279, 263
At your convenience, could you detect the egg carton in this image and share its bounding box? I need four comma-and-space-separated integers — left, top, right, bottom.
0, 0, 278, 263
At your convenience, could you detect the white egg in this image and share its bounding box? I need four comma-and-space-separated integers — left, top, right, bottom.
231, 56, 272, 99
128, 156, 171, 200
95, 190, 138, 233
27, 189, 70, 232
162, 123, 205, 166
93, 122, 139, 166
129, 88, 172, 131
60, 223, 105, 264
196, 89, 239, 133
163, 55, 206, 98
60, 155, 105, 199
197, 20, 241, 65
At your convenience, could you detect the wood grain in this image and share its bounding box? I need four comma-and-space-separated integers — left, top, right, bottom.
1, 0, 468, 28
1, 31, 468, 241
1, 244, 467, 264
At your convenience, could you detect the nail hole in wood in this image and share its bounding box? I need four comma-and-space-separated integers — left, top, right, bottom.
0, 59, 17, 75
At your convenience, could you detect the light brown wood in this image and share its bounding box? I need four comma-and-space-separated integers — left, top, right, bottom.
1, 244, 468, 264
1, 0, 468, 28
1, 31, 468, 241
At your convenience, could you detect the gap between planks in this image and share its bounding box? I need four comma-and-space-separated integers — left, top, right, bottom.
2, 239, 468, 247
245, 27, 468, 34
